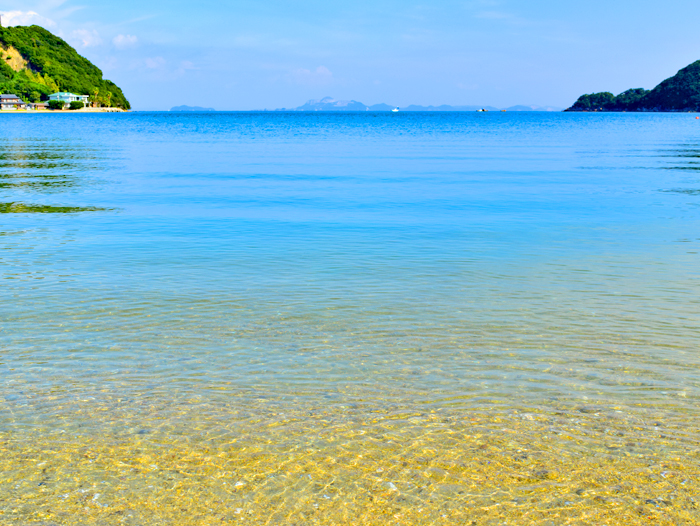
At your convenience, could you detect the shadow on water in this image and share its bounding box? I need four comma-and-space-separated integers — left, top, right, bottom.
0, 137, 109, 211
660, 188, 700, 195
0, 202, 109, 213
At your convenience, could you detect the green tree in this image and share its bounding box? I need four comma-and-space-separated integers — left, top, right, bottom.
69, 101, 84, 110
566, 92, 615, 111
609, 88, 649, 110
48, 99, 64, 110
0, 25, 130, 109
641, 60, 700, 111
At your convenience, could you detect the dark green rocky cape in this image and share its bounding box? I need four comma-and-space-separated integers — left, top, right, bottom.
566, 60, 700, 112
0, 25, 129, 109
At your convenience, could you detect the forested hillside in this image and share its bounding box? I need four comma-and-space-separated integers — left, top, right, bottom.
566, 61, 700, 112
0, 25, 129, 109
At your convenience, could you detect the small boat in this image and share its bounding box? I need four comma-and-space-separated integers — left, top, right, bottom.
476, 108, 488, 112
392, 107, 399, 112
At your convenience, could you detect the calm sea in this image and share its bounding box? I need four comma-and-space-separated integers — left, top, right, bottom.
2, 112, 699, 524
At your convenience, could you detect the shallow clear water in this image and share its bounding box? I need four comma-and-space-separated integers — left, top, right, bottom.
1, 112, 699, 524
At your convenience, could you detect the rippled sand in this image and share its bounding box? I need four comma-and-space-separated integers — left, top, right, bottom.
2, 392, 698, 525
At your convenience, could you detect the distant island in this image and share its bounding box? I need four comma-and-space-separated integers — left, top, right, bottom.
269, 97, 561, 112
171, 105, 216, 112
566, 60, 700, 112
0, 25, 129, 109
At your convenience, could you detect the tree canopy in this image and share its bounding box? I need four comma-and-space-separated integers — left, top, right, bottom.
641, 61, 700, 111
566, 89, 649, 112
0, 25, 129, 109
566, 92, 615, 111
566, 60, 700, 112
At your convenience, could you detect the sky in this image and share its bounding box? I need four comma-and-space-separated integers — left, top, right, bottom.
1, 0, 700, 110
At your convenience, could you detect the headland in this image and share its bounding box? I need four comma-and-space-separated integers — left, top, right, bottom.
0, 25, 129, 111
566, 60, 700, 112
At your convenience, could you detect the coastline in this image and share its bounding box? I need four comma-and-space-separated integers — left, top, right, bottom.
0, 107, 127, 113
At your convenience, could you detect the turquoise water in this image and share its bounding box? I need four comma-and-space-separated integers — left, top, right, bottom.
2, 112, 700, 523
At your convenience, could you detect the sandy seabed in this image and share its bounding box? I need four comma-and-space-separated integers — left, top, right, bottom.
1, 392, 698, 525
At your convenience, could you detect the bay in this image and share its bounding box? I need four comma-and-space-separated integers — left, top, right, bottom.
1, 112, 699, 524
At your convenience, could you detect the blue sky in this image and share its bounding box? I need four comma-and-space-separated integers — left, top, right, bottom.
2, 0, 700, 110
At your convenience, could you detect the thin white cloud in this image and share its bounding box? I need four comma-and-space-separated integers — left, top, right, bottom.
144, 56, 166, 69
0, 10, 56, 28
113, 34, 138, 50
36, 0, 71, 10
70, 28, 102, 48
100, 56, 118, 72
135, 57, 194, 82
290, 66, 333, 86
174, 60, 196, 76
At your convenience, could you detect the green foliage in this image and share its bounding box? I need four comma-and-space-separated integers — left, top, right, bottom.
568, 88, 650, 112
566, 92, 615, 111
567, 60, 700, 112
608, 88, 649, 110
47, 99, 64, 110
642, 61, 700, 111
69, 101, 84, 110
0, 57, 13, 83
0, 25, 129, 109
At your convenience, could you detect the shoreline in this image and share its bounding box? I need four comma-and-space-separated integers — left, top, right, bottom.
1, 107, 127, 113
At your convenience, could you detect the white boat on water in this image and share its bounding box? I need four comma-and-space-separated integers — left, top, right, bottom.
392, 107, 399, 112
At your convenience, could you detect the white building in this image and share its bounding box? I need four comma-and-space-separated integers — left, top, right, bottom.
49, 92, 90, 105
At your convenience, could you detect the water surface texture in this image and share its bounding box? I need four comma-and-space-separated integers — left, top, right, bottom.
1, 112, 700, 524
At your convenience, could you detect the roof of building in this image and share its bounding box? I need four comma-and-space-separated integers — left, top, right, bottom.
0, 94, 22, 99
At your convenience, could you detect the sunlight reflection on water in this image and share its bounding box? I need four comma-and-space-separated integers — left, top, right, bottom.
1, 112, 700, 523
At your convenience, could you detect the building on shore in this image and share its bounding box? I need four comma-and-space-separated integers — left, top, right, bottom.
28, 102, 48, 110
49, 92, 90, 105
1, 94, 27, 110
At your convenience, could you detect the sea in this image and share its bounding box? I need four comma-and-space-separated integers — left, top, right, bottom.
1, 112, 699, 524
